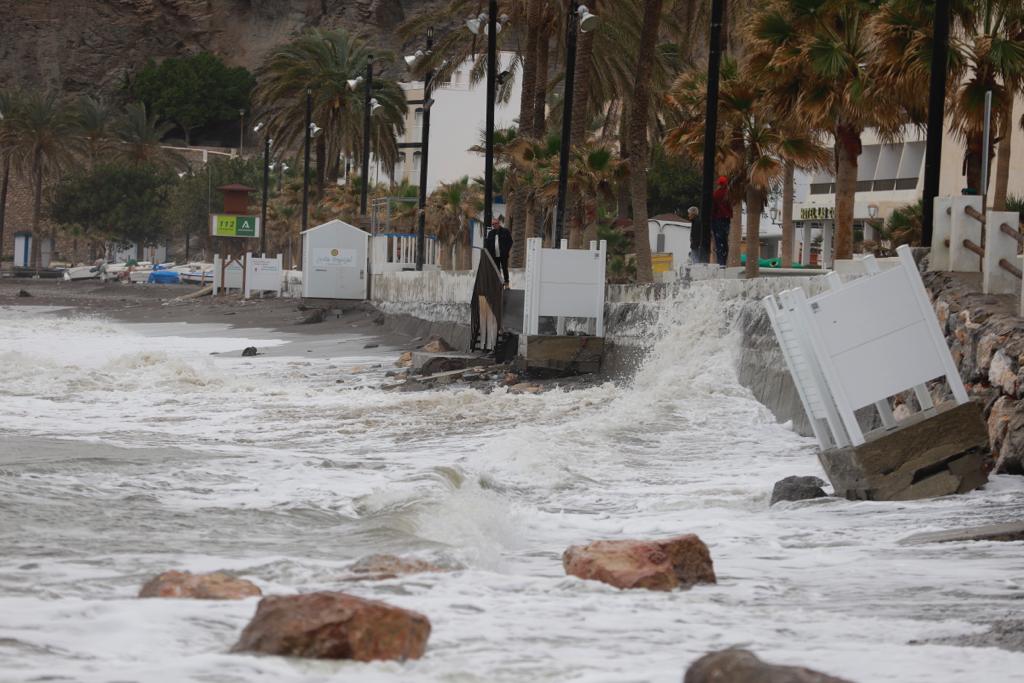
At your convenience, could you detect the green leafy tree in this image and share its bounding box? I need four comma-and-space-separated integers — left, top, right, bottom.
647, 143, 701, 218
49, 162, 176, 249
130, 53, 254, 145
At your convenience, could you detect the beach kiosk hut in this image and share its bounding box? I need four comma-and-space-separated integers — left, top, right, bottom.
301, 219, 370, 300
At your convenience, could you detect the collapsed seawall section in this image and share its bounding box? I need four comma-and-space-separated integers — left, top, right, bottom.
371, 269, 829, 436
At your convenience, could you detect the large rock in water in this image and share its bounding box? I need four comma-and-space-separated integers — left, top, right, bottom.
138, 571, 261, 599
770, 476, 827, 506
685, 648, 854, 683
231, 592, 430, 661
562, 535, 715, 591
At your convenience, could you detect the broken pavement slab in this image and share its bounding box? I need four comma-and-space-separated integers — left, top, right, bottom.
900, 521, 1024, 545
818, 401, 992, 501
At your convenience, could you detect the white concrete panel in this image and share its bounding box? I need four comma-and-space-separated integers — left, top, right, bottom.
949, 196, 983, 272
983, 211, 1022, 295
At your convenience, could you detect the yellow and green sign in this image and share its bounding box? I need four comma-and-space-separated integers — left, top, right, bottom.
210, 214, 260, 238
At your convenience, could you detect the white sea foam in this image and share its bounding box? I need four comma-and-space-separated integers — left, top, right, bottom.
1, 300, 1023, 683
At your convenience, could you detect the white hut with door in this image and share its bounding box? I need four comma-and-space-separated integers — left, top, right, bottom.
301, 219, 370, 300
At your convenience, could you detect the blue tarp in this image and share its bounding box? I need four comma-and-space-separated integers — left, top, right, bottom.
147, 270, 181, 284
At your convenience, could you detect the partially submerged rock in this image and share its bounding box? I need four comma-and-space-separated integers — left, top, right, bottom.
563, 534, 715, 591
138, 570, 261, 599
684, 648, 853, 683
231, 592, 430, 661
347, 554, 459, 580
900, 521, 1024, 545
770, 476, 827, 506
396, 351, 414, 368
241, 346, 258, 357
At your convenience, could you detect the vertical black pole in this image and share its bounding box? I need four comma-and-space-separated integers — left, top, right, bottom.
922, 0, 951, 245
360, 56, 373, 216
416, 31, 434, 270
699, 0, 724, 263
302, 88, 312, 234
555, 2, 578, 249
261, 134, 270, 256
483, 0, 498, 234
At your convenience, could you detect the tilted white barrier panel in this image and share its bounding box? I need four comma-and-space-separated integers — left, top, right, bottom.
983, 211, 1022, 296
764, 245, 968, 449
523, 238, 607, 337
244, 253, 283, 299
213, 254, 244, 294
949, 196, 983, 272
929, 196, 953, 271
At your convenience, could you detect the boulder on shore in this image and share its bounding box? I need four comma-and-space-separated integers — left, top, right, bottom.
563, 534, 715, 591
231, 591, 430, 661
684, 648, 854, 683
770, 476, 827, 506
138, 570, 261, 599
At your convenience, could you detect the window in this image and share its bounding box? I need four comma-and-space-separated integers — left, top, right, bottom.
656, 233, 666, 252
414, 108, 424, 127
412, 152, 421, 173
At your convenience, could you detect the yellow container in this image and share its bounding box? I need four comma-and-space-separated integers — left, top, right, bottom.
652, 253, 673, 273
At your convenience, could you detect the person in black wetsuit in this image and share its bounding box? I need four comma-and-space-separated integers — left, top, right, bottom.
484, 216, 513, 286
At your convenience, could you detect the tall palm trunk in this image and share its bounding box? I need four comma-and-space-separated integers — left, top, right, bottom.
834, 124, 861, 261
745, 185, 763, 278
30, 154, 43, 271
0, 156, 9, 266
316, 136, 327, 191
780, 161, 794, 267
569, 3, 596, 147
510, 0, 542, 268
993, 95, 1014, 210
727, 201, 742, 267
533, 30, 550, 136
617, 110, 631, 219
628, 0, 663, 285
440, 239, 453, 270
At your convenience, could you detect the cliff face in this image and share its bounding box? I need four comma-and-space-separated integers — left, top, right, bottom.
0, 0, 445, 93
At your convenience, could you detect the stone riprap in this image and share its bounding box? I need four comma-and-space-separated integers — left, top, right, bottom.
924, 270, 1024, 475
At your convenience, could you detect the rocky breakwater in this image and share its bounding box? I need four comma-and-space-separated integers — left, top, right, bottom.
924, 271, 1024, 475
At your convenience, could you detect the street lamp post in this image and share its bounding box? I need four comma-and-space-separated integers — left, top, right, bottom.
255, 122, 271, 256
554, 3, 599, 248
360, 56, 374, 217
483, 0, 498, 234
239, 109, 245, 155
699, 0, 725, 264
921, 0, 951, 245
408, 31, 434, 271
302, 89, 312, 234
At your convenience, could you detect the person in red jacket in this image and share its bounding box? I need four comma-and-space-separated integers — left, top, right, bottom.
711, 175, 732, 266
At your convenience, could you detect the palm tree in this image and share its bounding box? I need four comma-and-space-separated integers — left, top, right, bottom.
427, 176, 482, 270
254, 29, 407, 192
6, 91, 78, 269
665, 57, 829, 277
0, 90, 19, 266
540, 143, 624, 247
628, 0, 664, 284
116, 102, 183, 168
873, 0, 1024, 204
747, 0, 907, 261
75, 95, 117, 167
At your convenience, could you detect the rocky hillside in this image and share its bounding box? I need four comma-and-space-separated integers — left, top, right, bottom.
0, 0, 447, 93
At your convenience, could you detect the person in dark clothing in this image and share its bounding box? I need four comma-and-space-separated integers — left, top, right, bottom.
484, 217, 513, 285
687, 206, 703, 264
711, 175, 732, 266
